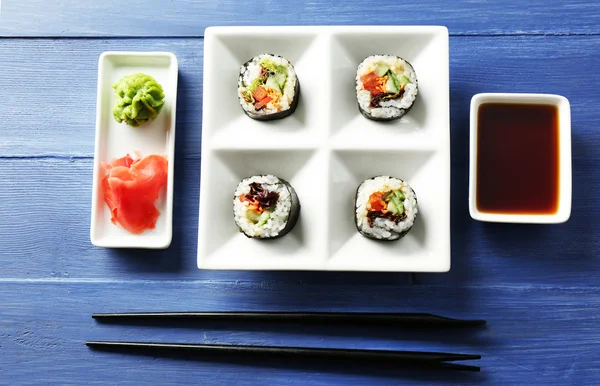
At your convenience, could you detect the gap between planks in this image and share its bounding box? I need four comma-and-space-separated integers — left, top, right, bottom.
1, 277, 599, 291
0, 33, 599, 39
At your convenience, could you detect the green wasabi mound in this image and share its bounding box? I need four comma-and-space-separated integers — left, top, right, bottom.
112, 73, 165, 127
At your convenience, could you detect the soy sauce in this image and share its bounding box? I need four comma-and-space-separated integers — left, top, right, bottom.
476, 103, 559, 214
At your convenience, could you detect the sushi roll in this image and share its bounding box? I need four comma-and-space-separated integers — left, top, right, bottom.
355, 176, 418, 241
356, 55, 418, 121
238, 54, 300, 120
233, 175, 300, 239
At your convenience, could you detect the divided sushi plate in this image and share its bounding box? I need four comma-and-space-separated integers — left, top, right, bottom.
90, 52, 178, 249
198, 26, 450, 272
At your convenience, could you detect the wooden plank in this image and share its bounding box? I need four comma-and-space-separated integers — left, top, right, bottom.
0, 0, 599, 36
0, 37, 598, 284
0, 38, 203, 158
0, 156, 598, 286
0, 158, 201, 280
1, 282, 599, 384
1, 36, 599, 158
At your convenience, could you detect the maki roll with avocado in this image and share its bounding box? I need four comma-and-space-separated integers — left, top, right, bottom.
355, 176, 418, 241
238, 54, 300, 120
356, 55, 418, 121
233, 175, 300, 239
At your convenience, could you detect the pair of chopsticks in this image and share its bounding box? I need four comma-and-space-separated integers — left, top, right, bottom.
87, 311, 485, 372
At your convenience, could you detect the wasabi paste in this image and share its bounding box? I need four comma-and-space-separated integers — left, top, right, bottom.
112, 73, 165, 127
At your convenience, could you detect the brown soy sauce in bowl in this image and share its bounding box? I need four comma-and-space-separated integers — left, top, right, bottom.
476, 103, 559, 215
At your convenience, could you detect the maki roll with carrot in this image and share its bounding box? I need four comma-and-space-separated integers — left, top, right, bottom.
233, 175, 300, 239
238, 54, 300, 120
356, 55, 418, 121
355, 176, 418, 241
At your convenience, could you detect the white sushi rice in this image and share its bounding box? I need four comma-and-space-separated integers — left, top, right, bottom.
355, 176, 418, 240
238, 54, 297, 116
356, 55, 418, 119
233, 175, 292, 238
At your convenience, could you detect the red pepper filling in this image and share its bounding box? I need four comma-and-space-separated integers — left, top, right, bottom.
366, 191, 407, 227
360, 71, 406, 108
252, 86, 273, 110
360, 72, 386, 96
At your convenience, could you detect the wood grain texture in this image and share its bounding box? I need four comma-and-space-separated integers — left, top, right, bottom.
0, 38, 203, 157
0, 0, 599, 37
2, 36, 600, 158
0, 154, 598, 287
1, 282, 600, 385
0, 37, 598, 286
1, 5, 600, 384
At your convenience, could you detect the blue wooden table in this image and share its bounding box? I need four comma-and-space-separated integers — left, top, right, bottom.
1, 1, 600, 384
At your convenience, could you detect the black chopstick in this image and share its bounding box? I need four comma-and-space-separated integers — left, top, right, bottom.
86, 341, 481, 372
92, 312, 486, 327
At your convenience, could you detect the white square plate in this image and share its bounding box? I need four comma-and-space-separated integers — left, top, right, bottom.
198, 26, 450, 271
90, 52, 178, 249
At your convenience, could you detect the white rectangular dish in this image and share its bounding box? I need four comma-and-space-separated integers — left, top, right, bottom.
198, 26, 450, 271
469, 93, 571, 224
90, 52, 178, 248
